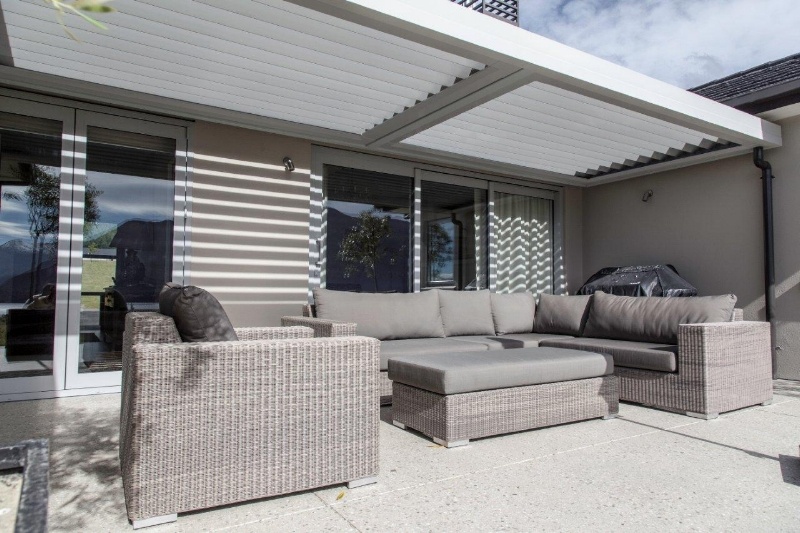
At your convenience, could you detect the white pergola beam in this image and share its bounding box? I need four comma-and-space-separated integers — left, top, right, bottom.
362, 65, 536, 147
287, 0, 782, 148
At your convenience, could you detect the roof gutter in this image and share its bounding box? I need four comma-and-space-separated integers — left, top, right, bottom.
753, 146, 777, 377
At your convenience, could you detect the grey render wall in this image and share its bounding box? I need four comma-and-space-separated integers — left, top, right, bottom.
583, 115, 800, 379
190, 122, 312, 327
189, 123, 585, 327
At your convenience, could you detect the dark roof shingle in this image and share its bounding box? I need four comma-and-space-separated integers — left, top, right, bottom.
690, 52, 800, 102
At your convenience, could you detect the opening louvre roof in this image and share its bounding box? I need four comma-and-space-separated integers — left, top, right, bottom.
0, 0, 782, 186
1, 0, 484, 134
403, 82, 734, 178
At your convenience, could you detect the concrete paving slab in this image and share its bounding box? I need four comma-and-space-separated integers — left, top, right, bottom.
315, 405, 659, 505
334, 429, 800, 532
1, 387, 798, 532
208, 505, 357, 533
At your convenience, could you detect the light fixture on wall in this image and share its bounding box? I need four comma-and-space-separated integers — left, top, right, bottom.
283, 156, 295, 172
641, 189, 654, 202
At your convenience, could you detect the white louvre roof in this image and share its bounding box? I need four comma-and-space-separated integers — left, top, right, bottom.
0, 0, 782, 186
1, 0, 483, 134
404, 82, 730, 177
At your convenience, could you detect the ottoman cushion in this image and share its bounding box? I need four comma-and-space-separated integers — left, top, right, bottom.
387, 347, 613, 395
380, 338, 488, 371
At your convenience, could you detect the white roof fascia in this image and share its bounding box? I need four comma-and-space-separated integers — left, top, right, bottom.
583, 145, 754, 186
288, 0, 782, 149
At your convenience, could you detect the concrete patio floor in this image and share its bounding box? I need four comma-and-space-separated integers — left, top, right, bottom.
1, 383, 799, 532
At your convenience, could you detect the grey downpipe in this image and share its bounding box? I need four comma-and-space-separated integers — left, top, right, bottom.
752, 146, 776, 377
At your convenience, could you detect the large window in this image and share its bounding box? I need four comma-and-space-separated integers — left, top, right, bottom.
314, 152, 558, 300
323, 165, 413, 293
421, 180, 488, 290
493, 191, 553, 294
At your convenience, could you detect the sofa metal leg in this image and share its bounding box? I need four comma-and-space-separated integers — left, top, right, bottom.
392, 420, 406, 430
602, 413, 619, 420
133, 514, 177, 529
433, 437, 469, 448
685, 411, 719, 420
347, 476, 378, 489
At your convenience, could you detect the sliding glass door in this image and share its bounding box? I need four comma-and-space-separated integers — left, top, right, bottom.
0, 95, 188, 398
314, 153, 556, 298
65, 111, 187, 390
491, 183, 555, 294
0, 101, 74, 396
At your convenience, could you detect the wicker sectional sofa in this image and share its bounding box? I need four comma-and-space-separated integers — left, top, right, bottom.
282, 288, 773, 419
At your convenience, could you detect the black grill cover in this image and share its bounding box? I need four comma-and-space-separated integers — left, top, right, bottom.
578, 265, 697, 297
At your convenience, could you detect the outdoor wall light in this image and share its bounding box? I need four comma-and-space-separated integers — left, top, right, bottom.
283, 156, 295, 172
641, 189, 654, 202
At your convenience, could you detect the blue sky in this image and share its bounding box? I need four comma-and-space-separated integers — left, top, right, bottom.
519, 0, 800, 88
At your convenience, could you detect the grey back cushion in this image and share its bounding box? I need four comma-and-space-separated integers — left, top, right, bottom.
439, 290, 496, 337
583, 291, 737, 344
314, 288, 445, 340
159, 284, 239, 342
533, 293, 593, 336
490, 292, 536, 335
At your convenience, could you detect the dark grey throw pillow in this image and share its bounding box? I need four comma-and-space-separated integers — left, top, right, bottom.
533, 293, 593, 336
582, 291, 737, 344
165, 285, 238, 342
158, 282, 183, 316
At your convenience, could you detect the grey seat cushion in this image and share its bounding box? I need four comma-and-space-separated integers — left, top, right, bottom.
380, 338, 488, 371
314, 288, 445, 340
438, 290, 496, 337
388, 347, 614, 395
583, 291, 737, 344
449, 333, 573, 349
533, 294, 593, 336
490, 292, 536, 334
539, 337, 679, 372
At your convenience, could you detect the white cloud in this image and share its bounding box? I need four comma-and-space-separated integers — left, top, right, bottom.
519, 0, 800, 88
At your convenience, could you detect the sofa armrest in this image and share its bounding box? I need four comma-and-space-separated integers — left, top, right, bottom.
234, 326, 313, 341
281, 316, 357, 337
677, 321, 772, 411
120, 335, 379, 521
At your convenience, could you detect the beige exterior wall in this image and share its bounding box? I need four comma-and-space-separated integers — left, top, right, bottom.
189, 122, 312, 327
582, 115, 800, 379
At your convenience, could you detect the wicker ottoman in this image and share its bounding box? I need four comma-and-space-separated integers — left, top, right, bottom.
388, 347, 619, 447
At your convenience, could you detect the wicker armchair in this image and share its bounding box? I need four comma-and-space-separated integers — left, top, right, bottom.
120, 312, 379, 529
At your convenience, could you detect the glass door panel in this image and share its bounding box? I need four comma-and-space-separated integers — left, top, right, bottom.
322, 165, 413, 293
420, 180, 488, 291
0, 112, 62, 381
67, 112, 186, 389
493, 190, 554, 294
0, 103, 74, 396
